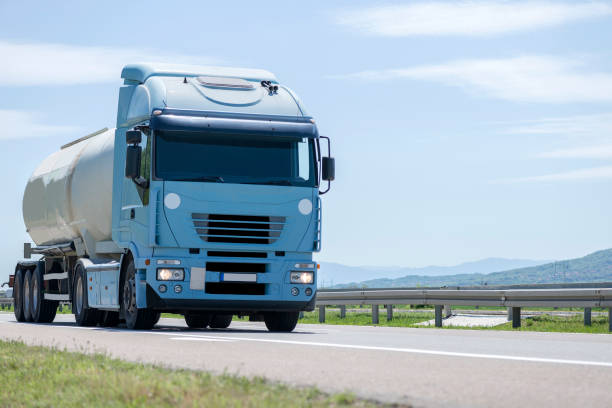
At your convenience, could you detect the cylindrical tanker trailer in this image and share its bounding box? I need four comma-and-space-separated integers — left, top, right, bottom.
23, 128, 115, 252
10, 63, 335, 332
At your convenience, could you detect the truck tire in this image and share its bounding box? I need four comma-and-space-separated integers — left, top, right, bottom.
264, 311, 299, 332
73, 264, 99, 327
209, 314, 232, 329
30, 265, 58, 323
99, 311, 120, 327
184, 313, 211, 329
23, 269, 33, 322
13, 268, 25, 322
121, 257, 157, 330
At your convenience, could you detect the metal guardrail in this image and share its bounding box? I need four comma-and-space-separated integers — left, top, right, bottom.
0, 298, 13, 310
316, 284, 612, 330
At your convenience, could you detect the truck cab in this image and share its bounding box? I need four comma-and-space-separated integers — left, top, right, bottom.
12, 63, 334, 332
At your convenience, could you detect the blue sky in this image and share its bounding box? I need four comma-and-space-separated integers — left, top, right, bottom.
1, 1, 612, 284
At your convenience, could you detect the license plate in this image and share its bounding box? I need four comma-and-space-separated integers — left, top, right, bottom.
221, 273, 257, 283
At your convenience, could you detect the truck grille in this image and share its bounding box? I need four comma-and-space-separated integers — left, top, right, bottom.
192, 213, 285, 244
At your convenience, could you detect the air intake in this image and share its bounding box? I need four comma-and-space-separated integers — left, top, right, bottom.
192, 213, 286, 244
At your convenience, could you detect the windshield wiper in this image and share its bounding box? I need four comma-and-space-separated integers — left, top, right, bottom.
175, 176, 225, 183
240, 179, 295, 186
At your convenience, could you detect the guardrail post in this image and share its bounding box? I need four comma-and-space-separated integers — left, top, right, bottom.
372, 305, 379, 324
59, 304, 63, 313
444, 305, 452, 318
584, 308, 591, 326
507, 307, 513, 321
512, 307, 521, 328
318, 305, 325, 323
434, 305, 443, 327
340, 305, 346, 319
386, 304, 393, 321
609, 308, 612, 332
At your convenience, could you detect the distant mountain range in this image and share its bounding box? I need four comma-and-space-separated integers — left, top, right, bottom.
318, 257, 549, 287
320, 248, 612, 288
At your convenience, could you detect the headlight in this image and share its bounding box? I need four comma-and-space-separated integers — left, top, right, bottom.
290, 271, 314, 284
157, 268, 185, 281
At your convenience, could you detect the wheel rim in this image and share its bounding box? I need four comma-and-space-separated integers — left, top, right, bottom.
32, 276, 39, 317
23, 275, 30, 317
123, 275, 136, 317
75, 275, 83, 316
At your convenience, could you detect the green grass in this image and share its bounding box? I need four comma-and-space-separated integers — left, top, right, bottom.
299, 309, 611, 334
299, 311, 434, 327
482, 314, 612, 334
0, 340, 380, 408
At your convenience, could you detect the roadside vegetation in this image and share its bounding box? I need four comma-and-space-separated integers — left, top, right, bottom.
297, 309, 611, 334
0, 340, 380, 408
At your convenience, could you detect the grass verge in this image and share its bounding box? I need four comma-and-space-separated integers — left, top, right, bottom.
0, 340, 379, 408
299, 310, 611, 334
298, 311, 434, 327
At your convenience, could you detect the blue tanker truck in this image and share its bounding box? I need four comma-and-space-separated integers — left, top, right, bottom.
8, 63, 335, 332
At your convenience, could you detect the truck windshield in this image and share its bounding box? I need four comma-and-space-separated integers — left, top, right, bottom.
155, 130, 317, 187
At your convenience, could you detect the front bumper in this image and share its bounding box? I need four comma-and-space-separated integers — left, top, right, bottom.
136, 251, 317, 312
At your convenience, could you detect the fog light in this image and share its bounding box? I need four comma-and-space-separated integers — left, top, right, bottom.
290, 271, 314, 284
174, 285, 183, 293
305, 287, 313, 296
157, 268, 185, 281
158, 284, 167, 293
291, 287, 299, 296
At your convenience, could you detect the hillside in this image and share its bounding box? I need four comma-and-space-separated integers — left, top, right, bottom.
332, 248, 612, 288
317, 257, 548, 287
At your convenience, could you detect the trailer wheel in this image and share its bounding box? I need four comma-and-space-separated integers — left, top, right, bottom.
121, 257, 157, 330
184, 313, 211, 329
264, 311, 299, 332
31, 265, 58, 323
73, 264, 99, 327
23, 269, 33, 322
13, 268, 25, 322
209, 314, 232, 329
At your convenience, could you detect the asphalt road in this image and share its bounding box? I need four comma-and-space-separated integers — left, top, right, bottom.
1, 313, 612, 408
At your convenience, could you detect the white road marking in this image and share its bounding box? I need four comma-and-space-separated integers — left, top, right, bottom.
170, 337, 235, 342
3, 315, 612, 369
160, 331, 612, 368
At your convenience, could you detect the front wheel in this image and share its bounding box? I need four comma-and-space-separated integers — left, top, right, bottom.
209, 314, 232, 329
264, 311, 299, 332
121, 256, 157, 330
185, 313, 211, 329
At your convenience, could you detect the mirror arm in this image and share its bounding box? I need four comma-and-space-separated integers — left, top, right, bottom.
133, 176, 149, 189
319, 180, 331, 195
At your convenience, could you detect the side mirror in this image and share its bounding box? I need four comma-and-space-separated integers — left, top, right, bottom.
126, 130, 142, 145
125, 145, 141, 179
322, 157, 335, 181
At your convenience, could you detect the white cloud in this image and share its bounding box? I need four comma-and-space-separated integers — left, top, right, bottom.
337, 56, 612, 103
496, 166, 612, 183
504, 112, 612, 136
538, 145, 612, 159
337, 1, 612, 37
0, 40, 220, 86
0, 110, 78, 140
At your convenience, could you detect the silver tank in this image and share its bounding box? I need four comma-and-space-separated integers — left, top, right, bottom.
23, 128, 115, 253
